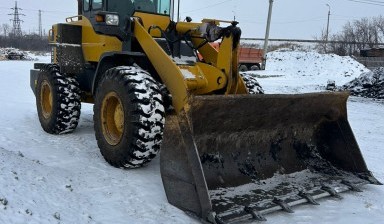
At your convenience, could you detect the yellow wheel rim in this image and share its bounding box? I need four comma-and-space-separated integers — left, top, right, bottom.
40, 80, 53, 119
101, 92, 125, 146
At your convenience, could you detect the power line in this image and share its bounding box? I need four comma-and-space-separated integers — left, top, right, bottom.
355, 0, 384, 3
23, 8, 73, 14
237, 16, 326, 25
274, 17, 326, 25
0, 6, 72, 13
345, 0, 384, 6
182, 0, 232, 14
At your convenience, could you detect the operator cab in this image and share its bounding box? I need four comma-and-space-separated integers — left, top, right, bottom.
78, 0, 194, 64
80, 0, 173, 27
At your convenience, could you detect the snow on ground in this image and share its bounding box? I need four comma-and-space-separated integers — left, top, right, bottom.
0, 51, 383, 224
252, 50, 370, 94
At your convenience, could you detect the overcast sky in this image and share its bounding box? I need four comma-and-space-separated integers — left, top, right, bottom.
1, 0, 383, 39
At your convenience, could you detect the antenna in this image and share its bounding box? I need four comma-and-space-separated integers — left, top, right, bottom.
8, 1, 25, 37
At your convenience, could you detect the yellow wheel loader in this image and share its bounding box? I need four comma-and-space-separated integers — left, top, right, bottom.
30, 0, 381, 223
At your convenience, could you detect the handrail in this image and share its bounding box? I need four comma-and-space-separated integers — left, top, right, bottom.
66, 15, 83, 23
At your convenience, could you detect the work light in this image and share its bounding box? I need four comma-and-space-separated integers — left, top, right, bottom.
105, 14, 119, 26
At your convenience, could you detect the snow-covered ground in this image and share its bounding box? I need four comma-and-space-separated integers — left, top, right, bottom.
253, 50, 370, 94
0, 51, 383, 224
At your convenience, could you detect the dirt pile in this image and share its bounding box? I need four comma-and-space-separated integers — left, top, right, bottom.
0, 48, 35, 61
342, 67, 384, 99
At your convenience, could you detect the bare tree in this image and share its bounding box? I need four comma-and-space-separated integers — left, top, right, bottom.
374, 16, 384, 41
315, 16, 384, 56
314, 28, 328, 53
1, 24, 11, 37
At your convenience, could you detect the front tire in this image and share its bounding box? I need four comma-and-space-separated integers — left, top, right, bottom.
36, 64, 81, 134
94, 66, 165, 168
240, 72, 264, 94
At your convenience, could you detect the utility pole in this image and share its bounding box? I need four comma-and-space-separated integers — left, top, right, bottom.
177, 0, 180, 22
38, 10, 43, 37
8, 1, 25, 37
325, 4, 331, 53
262, 0, 274, 70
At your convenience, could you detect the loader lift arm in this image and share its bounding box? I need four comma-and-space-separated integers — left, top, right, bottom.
133, 15, 246, 111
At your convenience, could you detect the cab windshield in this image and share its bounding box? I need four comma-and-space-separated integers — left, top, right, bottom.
105, 0, 172, 18
136, 0, 171, 15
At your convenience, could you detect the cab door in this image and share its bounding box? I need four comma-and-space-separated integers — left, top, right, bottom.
82, 0, 104, 20
82, 0, 91, 18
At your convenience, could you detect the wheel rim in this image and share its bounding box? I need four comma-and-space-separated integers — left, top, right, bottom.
40, 80, 53, 119
101, 92, 125, 146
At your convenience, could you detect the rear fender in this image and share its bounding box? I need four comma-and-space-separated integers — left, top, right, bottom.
30, 63, 53, 96
30, 69, 41, 96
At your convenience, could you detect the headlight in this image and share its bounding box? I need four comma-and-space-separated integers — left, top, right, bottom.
105, 14, 119, 26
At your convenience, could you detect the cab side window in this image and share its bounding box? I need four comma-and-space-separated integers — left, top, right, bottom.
83, 0, 90, 11
92, 0, 103, 10
108, 0, 135, 21
158, 0, 171, 14
134, 0, 155, 13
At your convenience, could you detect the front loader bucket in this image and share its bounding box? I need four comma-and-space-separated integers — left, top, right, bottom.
160, 92, 381, 223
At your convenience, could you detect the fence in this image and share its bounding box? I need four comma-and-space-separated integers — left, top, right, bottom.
354, 57, 384, 69
241, 38, 384, 46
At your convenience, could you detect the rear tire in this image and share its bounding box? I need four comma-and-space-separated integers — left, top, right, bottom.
250, 64, 261, 70
240, 72, 264, 94
36, 64, 81, 134
94, 66, 165, 168
239, 64, 248, 72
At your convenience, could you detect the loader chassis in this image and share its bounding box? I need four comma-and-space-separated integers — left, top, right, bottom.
30, 0, 381, 223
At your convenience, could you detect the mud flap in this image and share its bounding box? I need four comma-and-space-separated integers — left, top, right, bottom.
160, 92, 382, 223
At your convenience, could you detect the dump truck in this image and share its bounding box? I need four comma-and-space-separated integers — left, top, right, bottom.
29, 0, 381, 223
238, 47, 263, 71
